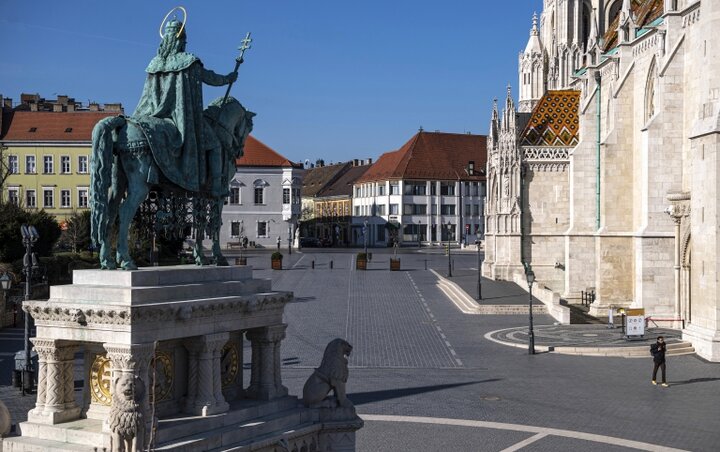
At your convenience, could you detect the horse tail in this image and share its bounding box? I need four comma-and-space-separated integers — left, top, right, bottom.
90, 116, 125, 247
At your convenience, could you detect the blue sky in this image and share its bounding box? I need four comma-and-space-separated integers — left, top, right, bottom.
1, 0, 541, 164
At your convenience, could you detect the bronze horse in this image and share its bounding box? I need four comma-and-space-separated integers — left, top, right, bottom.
90, 97, 254, 270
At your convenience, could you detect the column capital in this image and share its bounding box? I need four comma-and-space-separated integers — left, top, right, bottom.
103, 343, 155, 372
247, 324, 287, 344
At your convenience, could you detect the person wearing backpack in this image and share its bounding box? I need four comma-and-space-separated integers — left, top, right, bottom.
650, 336, 668, 387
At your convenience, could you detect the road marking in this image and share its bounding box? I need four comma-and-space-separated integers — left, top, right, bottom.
291, 254, 305, 269
500, 433, 548, 452
359, 415, 690, 452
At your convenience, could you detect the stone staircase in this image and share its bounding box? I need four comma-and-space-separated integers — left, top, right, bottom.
4, 397, 323, 452
435, 273, 548, 315
567, 303, 605, 324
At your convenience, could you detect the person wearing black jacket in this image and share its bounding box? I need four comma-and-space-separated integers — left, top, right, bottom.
651, 336, 668, 387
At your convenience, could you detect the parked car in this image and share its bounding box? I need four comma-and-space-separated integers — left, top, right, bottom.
299, 237, 321, 247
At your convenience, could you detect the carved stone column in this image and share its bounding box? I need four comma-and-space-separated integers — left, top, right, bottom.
184, 332, 229, 416
104, 343, 155, 434
246, 325, 288, 400
666, 191, 691, 329
28, 339, 80, 424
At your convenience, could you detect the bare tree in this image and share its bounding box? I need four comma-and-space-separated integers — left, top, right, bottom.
0, 145, 10, 203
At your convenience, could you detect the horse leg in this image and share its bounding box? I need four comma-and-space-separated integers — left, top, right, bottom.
193, 228, 207, 266
116, 156, 150, 270
99, 157, 126, 270
211, 199, 228, 266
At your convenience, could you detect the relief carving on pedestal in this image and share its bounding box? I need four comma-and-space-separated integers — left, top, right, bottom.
90, 354, 112, 406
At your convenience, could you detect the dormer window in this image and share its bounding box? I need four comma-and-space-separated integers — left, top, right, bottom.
28, 127, 37, 133
64, 127, 73, 133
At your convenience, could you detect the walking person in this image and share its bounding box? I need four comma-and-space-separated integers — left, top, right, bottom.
651, 336, 669, 387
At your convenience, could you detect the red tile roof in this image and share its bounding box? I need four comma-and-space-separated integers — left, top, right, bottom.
236, 136, 301, 168
317, 164, 372, 198
0, 111, 119, 142
602, 0, 664, 51
302, 163, 352, 197
357, 131, 487, 183
520, 90, 580, 147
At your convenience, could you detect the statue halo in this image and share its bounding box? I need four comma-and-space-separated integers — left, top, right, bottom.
159, 6, 187, 39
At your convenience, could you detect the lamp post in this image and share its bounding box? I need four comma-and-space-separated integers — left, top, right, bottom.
476, 240, 482, 300
363, 219, 368, 255
417, 220, 421, 249
287, 221, 292, 256
20, 224, 39, 394
526, 268, 536, 355
447, 221, 452, 277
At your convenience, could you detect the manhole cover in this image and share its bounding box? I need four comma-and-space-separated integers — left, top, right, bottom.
582, 334, 599, 337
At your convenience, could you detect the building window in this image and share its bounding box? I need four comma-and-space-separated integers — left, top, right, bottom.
355, 187, 361, 197
404, 182, 427, 196
78, 156, 88, 173
431, 183, 437, 196
440, 182, 455, 196
8, 155, 18, 174
60, 156, 71, 174
230, 221, 242, 237
389, 182, 400, 195
465, 204, 471, 216
376, 204, 386, 216
471, 182, 479, 196
283, 188, 290, 204
26, 190, 36, 208
403, 204, 427, 215
354, 206, 360, 216
254, 187, 264, 204
473, 204, 480, 216
389, 204, 399, 215
26, 155, 36, 174
43, 188, 54, 208
229, 187, 240, 204
440, 204, 456, 215
292, 188, 300, 204
8, 188, 19, 205
60, 189, 71, 208
78, 189, 89, 208
257, 221, 268, 237
432, 203, 437, 215
43, 155, 53, 174
441, 224, 456, 241
377, 225, 386, 242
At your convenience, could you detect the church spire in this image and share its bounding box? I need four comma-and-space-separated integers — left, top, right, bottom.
490, 98, 499, 150
519, 12, 544, 113
618, 0, 636, 43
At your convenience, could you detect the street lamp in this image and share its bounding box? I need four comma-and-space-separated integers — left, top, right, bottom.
476, 240, 482, 300
0, 272, 11, 291
417, 220, 421, 249
447, 221, 452, 277
526, 268, 536, 355
20, 224, 39, 395
363, 219, 368, 255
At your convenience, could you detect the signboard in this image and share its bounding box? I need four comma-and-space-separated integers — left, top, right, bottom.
625, 308, 645, 336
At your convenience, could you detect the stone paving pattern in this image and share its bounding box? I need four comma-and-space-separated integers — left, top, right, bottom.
1, 247, 719, 451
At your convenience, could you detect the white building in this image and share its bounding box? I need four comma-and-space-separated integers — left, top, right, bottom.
220, 136, 303, 250
486, 0, 720, 361
352, 131, 486, 247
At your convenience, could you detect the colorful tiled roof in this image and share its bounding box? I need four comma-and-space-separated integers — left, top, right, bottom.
602, 0, 664, 51
357, 131, 487, 183
520, 90, 580, 147
317, 164, 372, 198
236, 136, 301, 168
302, 163, 352, 197
0, 111, 119, 142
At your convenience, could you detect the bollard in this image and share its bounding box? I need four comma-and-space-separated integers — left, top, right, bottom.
424, 259, 427, 270
330, 260, 334, 269
312, 260, 315, 269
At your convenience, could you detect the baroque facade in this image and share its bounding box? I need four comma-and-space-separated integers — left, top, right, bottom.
484, 0, 720, 361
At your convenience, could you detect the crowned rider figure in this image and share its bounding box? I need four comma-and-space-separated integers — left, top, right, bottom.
132, 14, 238, 196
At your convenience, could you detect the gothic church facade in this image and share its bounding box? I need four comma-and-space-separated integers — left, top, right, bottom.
484, 0, 720, 361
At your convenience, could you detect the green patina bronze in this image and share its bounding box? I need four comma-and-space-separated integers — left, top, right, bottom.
90, 17, 254, 270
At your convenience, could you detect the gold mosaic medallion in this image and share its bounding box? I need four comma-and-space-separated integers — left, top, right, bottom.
150, 351, 174, 402
221, 342, 239, 387
90, 354, 112, 406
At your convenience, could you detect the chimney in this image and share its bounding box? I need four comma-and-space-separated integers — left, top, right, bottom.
89, 103, 99, 111
104, 103, 123, 113
66, 102, 75, 112
53, 103, 63, 112
57, 95, 69, 105
3, 98, 12, 109
30, 103, 38, 112
366, 158, 372, 165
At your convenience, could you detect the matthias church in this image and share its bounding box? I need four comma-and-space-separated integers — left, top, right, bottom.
483, 0, 720, 361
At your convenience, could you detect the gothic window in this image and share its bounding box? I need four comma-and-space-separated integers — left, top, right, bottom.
645, 58, 658, 122
581, 2, 592, 52
607, 0, 623, 29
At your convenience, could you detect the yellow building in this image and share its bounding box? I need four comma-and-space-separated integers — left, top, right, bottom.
1, 95, 122, 222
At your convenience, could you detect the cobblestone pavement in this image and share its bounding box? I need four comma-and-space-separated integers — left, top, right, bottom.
1, 248, 719, 451
489, 324, 682, 348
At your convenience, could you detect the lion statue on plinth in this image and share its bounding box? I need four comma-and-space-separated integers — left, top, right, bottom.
303, 338, 353, 408
109, 373, 146, 452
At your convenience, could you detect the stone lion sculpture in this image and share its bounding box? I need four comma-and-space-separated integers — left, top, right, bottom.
303, 338, 353, 408
109, 373, 146, 452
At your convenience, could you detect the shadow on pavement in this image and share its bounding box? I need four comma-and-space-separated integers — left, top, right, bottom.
349, 379, 501, 406
668, 377, 720, 386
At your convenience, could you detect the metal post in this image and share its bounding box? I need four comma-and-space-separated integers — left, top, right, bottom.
447, 223, 452, 277
363, 219, 368, 255
477, 242, 482, 300
288, 222, 292, 256
20, 224, 38, 395
528, 282, 535, 355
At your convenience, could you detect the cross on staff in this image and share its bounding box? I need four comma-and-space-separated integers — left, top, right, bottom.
222, 31, 252, 105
